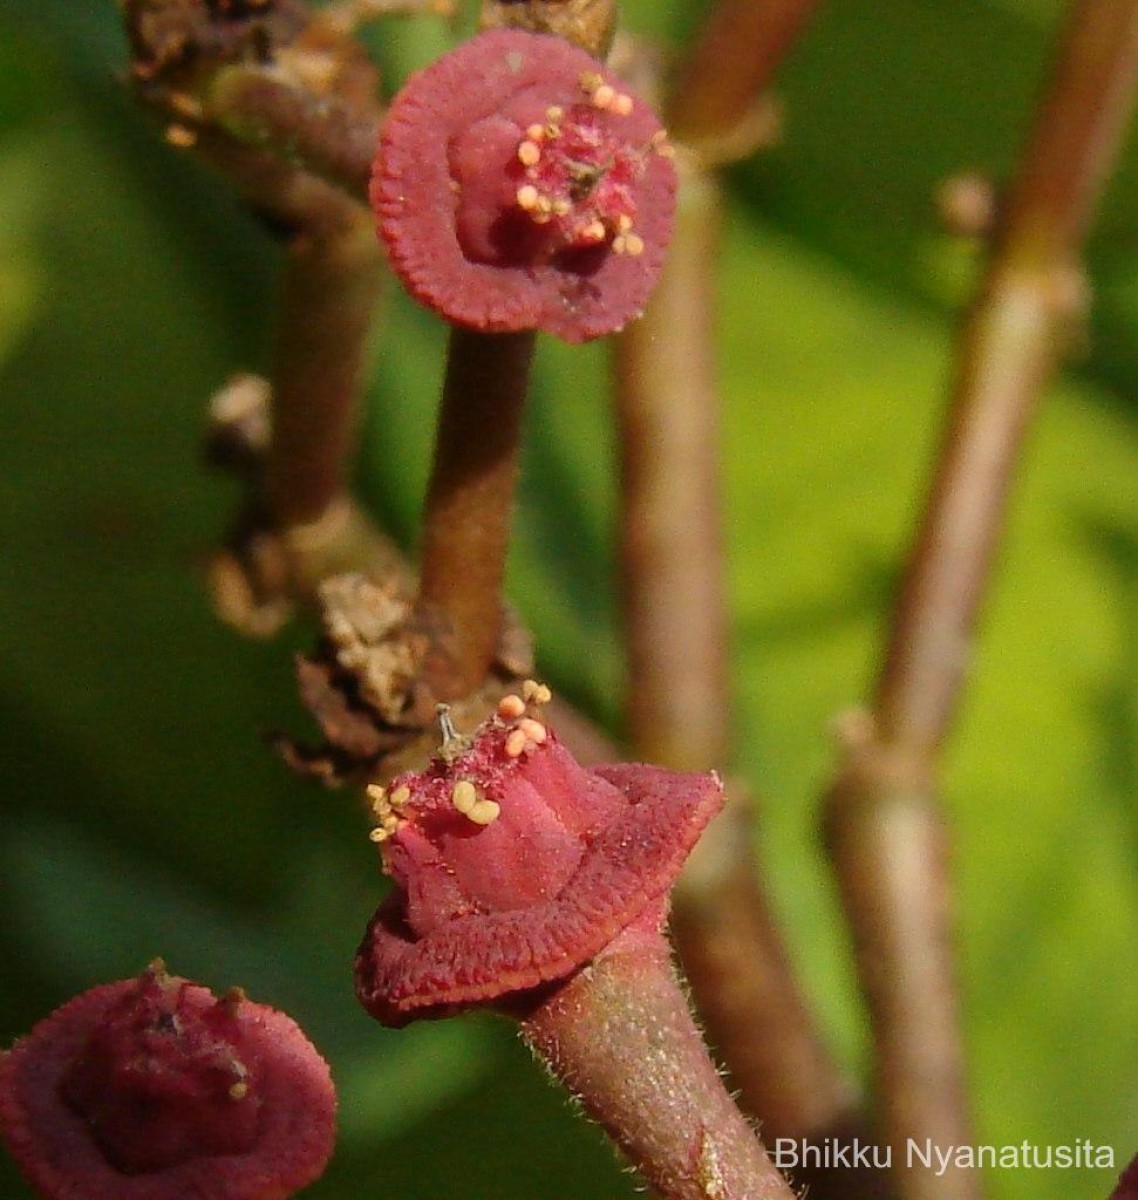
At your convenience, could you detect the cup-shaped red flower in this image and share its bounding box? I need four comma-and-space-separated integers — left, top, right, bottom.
354, 684, 724, 1025
0, 962, 335, 1200
372, 29, 678, 343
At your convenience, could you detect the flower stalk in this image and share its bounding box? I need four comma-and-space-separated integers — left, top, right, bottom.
520, 924, 798, 1200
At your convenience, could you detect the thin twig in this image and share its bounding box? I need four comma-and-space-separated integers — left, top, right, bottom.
416, 329, 535, 697
615, 11, 870, 1196
825, 3, 1138, 1198
613, 167, 730, 772
205, 64, 379, 201
265, 212, 381, 529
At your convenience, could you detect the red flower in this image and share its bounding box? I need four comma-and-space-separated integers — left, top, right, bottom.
0, 963, 335, 1200
355, 683, 723, 1025
372, 29, 678, 342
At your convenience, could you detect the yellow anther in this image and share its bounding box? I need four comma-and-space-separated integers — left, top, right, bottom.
518, 717, 547, 744
652, 133, 676, 159
525, 123, 546, 141
580, 220, 607, 243
517, 140, 542, 167
516, 184, 540, 211
390, 786, 411, 809
498, 694, 526, 719
551, 199, 572, 216
367, 784, 386, 815
546, 105, 564, 123
522, 680, 552, 706
368, 826, 389, 843
229, 1081, 249, 1101
611, 93, 634, 117
624, 233, 645, 256
592, 83, 616, 110
467, 798, 501, 826
579, 71, 603, 95
452, 779, 479, 815
616, 213, 634, 234
505, 728, 529, 758
165, 123, 197, 149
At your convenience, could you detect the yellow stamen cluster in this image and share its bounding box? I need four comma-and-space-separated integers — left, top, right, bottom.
504, 716, 548, 758
522, 679, 552, 706
368, 783, 410, 843
498, 680, 553, 758
578, 71, 634, 117
451, 779, 501, 826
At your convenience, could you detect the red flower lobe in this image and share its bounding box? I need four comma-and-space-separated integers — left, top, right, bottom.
0, 963, 335, 1200
355, 684, 723, 1025
372, 29, 677, 342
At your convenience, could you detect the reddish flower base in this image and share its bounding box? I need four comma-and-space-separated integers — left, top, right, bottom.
372, 29, 677, 342
355, 686, 723, 1025
0, 964, 335, 1200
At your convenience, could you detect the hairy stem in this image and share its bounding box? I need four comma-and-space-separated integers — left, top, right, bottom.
416, 329, 535, 696
520, 923, 797, 1200
826, 2, 1138, 1197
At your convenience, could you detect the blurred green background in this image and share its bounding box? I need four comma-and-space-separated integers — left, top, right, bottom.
0, 1, 1135, 1198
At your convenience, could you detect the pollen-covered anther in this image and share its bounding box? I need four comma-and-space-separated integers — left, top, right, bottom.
518, 718, 548, 745
516, 184, 541, 211
591, 83, 616, 110
505, 728, 530, 758
611, 93, 634, 117
579, 220, 608, 244
497, 694, 527, 720
651, 130, 676, 159
517, 139, 542, 167
521, 679, 552, 706
466, 798, 501, 826
229, 1081, 249, 1101
613, 233, 645, 257
451, 780, 480, 815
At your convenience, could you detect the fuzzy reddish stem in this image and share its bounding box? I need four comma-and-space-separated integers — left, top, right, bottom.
416, 329, 535, 696
826, 3, 1138, 1198
519, 927, 797, 1200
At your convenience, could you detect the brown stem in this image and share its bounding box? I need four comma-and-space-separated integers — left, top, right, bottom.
666, 0, 819, 159
265, 212, 381, 528
616, 47, 872, 1200
614, 166, 730, 772
205, 65, 379, 203
520, 924, 797, 1200
826, 2, 1138, 1197
416, 329, 535, 697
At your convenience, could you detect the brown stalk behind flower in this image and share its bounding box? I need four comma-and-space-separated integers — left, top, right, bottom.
124, 0, 407, 636
823, 2, 1138, 1198
614, 8, 893, 1200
